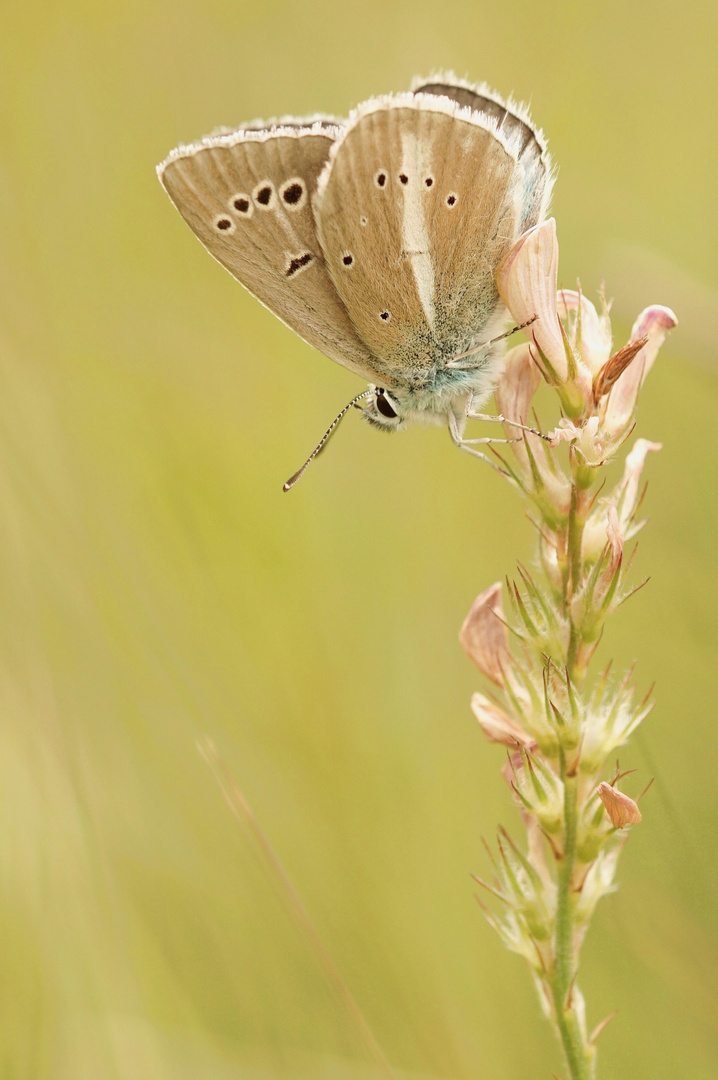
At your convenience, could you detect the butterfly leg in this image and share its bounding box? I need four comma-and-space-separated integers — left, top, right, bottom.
448, 411, 509, 475
465, 392, 551, 442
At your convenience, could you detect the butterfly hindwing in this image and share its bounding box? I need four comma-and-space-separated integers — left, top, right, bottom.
158, 122, 375, 377
412, 73, 553, 234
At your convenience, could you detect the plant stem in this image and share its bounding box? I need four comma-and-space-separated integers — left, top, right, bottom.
550, 772, 593, 1079
548, 475, 591, 1080
553, 476, 595, 1078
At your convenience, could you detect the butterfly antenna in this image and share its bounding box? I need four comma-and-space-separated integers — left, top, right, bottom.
282, 389, 373, 492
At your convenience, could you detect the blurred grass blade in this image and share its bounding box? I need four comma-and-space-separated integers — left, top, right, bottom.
198, 737, 396, 1079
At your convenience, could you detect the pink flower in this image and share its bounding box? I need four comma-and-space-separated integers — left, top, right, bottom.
496, 220, 567, 381
602, 306, 677, 439
548, 415, 604, 464
471, 693, 534, 747
596, 782, 642, 827
557, 289, 612, 376
615, 438, 662, 537
459, 582, 510, 687
582, 438, 662, 561
494, 342, 541, 430
494, 345, 572, 507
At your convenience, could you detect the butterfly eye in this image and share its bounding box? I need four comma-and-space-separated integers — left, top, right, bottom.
375, 389, 398, 419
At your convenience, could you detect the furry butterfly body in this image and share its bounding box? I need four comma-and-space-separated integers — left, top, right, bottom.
158, 74, 552, 451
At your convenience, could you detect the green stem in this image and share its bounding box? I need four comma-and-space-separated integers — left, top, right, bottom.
550, 773, 593, 1079
553, 471, 595, 1078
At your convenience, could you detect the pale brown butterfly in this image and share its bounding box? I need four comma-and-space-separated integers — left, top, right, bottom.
157, 74, 553, 488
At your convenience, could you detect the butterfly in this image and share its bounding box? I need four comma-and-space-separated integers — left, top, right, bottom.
157, 73, 553, 488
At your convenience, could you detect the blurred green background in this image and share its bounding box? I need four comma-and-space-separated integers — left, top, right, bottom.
1, 0, 717, 1077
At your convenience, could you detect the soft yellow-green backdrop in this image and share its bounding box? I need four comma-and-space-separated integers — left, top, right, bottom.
1, 0, 716, 1077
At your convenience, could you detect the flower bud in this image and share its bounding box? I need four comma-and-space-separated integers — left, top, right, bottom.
574, 846, 620, 928
571, 504, 624, 639
596, 781, 642, 827
504, 748, 564, 832
460, 583, 510, 686
471, 692, 534, 747
579, 672, 652, 773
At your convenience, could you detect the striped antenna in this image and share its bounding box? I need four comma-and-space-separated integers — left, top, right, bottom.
446, 314, 538, 369
283, 389, 373, 492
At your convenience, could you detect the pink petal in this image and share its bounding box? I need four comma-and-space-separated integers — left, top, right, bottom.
597, 782, 642, 827
616, 438, 662, 531
471, 693, 534, 747
495, 344, 571, 509
605, 503, 624, 570
547, 417, 582, 447
496, 219, 568, 380
459, 583, 510, 686
557, 289, 612, 375
494, 342, 541, 427
630, 305, 678, 382
604, 305, 677, 437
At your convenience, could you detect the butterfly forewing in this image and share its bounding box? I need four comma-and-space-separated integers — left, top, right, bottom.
158, 125, 374, 376
315, 95, 526, 384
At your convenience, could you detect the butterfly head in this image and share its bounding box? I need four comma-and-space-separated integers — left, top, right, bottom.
361, 386, 407, 431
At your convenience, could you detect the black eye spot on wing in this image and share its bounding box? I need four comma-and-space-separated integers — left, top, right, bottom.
379, 311, 390, 321
399, 173, 408, 185
280, 178, 306, 210
253, 181, 276, 209
424, 176, 434, 187
374, 170, 387, 188
342, 253, 354, 267
446, 193, 457, 207
285, 252, 313, 277
214, 216, 235, 233
360, 215, 368, 226
231, 194, 251, 215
